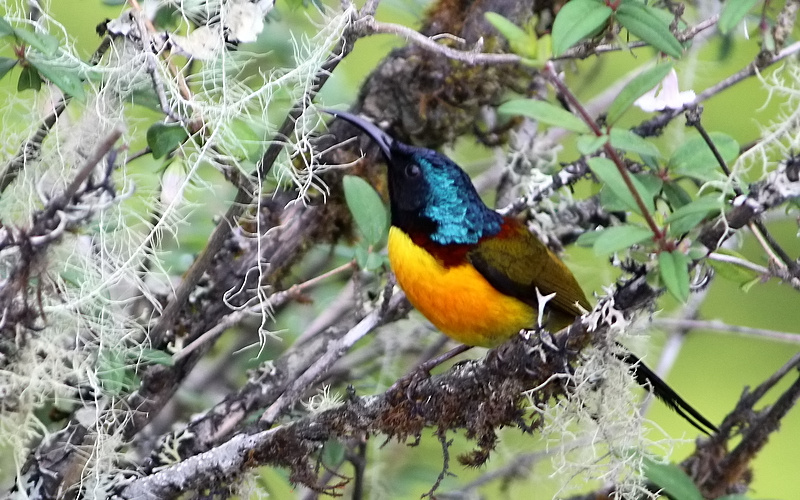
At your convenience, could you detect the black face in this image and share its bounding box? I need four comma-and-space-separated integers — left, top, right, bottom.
386, 145, 429, 216
324, 109, 482, 239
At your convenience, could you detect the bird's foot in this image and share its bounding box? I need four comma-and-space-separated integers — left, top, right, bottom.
388, 344, 472, 416
519, 326, 576, 381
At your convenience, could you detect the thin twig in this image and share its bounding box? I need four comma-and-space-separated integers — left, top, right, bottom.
148, 38, 353, 348
354, 16, 520, 66
542, 63, 665, 243
686, 108, 797, 273
637, 41, 800, 135
357, 13, 720, 65
640, 290, 708, 417
747, 222, 789, 269
42, 128, 124, 219
172, 261, 356, 363
707, 251, 769, 275
0, 99, 67, 193
259, 290, 408, 425
653, 318, 800, 344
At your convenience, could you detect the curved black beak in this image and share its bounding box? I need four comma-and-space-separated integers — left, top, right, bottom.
322, 109, 394, 161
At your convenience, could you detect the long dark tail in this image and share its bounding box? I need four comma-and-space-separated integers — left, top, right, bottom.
618, 351, 718, 435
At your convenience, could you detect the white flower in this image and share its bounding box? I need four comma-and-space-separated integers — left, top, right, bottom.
635, 69, 696, 112
226, 0, 273, 43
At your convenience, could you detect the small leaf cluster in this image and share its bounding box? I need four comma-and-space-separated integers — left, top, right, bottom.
551, 0, 684, 57
0, 15, 85, 101
497, 61, 747, 303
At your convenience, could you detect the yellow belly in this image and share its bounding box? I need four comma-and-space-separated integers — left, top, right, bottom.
387, 226, 537, 347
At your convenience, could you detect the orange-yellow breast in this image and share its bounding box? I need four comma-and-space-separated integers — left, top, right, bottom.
387, 226, 537, 347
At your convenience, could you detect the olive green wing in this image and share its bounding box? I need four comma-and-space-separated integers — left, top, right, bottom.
467, 223, 590, 321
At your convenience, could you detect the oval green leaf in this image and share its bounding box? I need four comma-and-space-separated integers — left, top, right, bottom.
666, 195, 722, 222
616, 1, 684, 58
718, 0, 760, 35
577, 133, 608, 155
575, 229, 602, 247
485, 12, 535, 58
662, 181, 693, 209
343, 175, 388, 247
14, 28, 59, 56
30, 59, 85, 101
658, 250, 691, 302
666, 195, 723, 236
17, 65, 41, 91
708, 252, 760, 286
0, 16, 13, 37
668, 132, 739, 181
551, 0, 612, 56
97, 348, 129, 396
588, 157, 655, 215
0, 57, 17, 81
147, 122, 189, 159
644, 458, 703, 500
607, 63, 673, 124
498, 99, 590, 133
592, 224, 654, 255
136, 348, 175, 367
609, 128, 662, 158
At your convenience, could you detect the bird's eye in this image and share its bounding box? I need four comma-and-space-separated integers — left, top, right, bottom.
405, 163, 421, 178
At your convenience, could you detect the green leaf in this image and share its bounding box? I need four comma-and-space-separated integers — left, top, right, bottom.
709, 253, 760, 286
716, 495, 755, 500
576, 133, 608, 155
498, 99, 590, 133
592, 224, 654, 255
0, 57, 17, 81
551, 0, 612, 56
662, 181, 693, 209
575, 229, 602, 247
30, 59, 85, 101
616, 1, 684, 58
17, 65, 41, 91
644, 458, 703, 500
666, 195, 722, 236
343, 175, 388, 247
668, 132, 739, 181
220, 119, 265, 163
635, 172, 663, 200
353, 244, 369, 269
718, 0, 760, 34
322, 439, 346, 466
667, 211, 715, 236
97, 348, 129, 396
136, 348, 175, 367
13, 28, 59, 56
665, 195, 721, 223
741, 275, 761, 292
485, 12, 536, 58
609, 128, 661, 158
589, 157, 655, 215
607, 63, 673, 124
364, 251, 386, 272
658, 250, 691, 302
147, 122, 189, 159
0, 16, 13, 37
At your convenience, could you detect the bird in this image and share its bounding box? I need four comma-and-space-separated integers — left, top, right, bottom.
325, 109, 717, 434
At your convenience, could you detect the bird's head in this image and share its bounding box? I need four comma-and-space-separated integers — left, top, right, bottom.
325, 109, 502, 245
